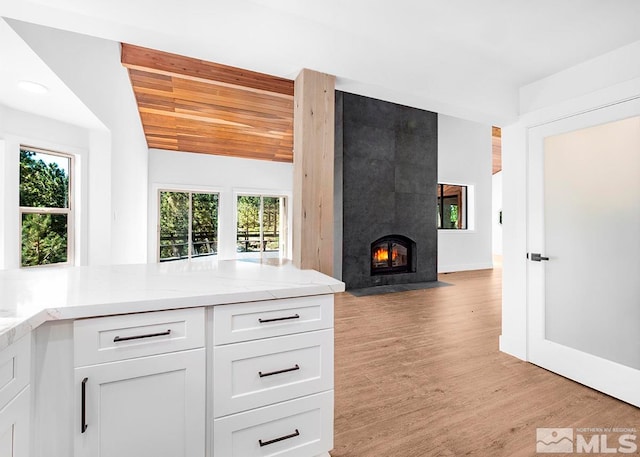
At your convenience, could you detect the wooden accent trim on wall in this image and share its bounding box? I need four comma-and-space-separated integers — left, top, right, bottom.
293, 69, 336, 276
492, 125, 502, 174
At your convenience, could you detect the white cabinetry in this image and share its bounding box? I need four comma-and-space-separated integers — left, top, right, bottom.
213, 391, 333, 457
213, 329, 333, 417
73, 308, 206, 457
0, 388, 30, 457
212, 295, 334, 457
0, 335, 31, 457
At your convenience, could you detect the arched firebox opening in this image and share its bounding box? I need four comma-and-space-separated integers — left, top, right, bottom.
370, 235, 416, 275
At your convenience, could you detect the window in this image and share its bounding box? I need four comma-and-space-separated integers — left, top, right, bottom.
236, 195, 287, 258
437, 183, 467, 229
159, 190, 219, 261
19, 147, 73, 267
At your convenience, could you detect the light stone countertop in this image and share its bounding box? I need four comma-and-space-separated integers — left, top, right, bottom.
0, 259, 345, 351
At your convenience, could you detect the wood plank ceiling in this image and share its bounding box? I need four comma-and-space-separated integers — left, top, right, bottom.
121, 44, 294, 162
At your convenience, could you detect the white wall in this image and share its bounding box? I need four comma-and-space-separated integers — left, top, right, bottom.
500, 39, 640, 360
491, 171, 502, 255
87, 129, 113, 265
9, 19, 148, 265
147, 149, 293, 262
437, 114, 493, 273
0, 105, 93, 268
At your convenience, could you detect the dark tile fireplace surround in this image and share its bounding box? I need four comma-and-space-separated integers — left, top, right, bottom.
336, 91, 438, 290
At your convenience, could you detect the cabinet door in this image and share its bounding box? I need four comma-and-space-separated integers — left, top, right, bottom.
0, 335, 30, 411
0, 387, 30, 457
75, 349, 205, 457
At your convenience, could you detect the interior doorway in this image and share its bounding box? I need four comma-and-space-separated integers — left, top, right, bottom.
527, 99, 640, 406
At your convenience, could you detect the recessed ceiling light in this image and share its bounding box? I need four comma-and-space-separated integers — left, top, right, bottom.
18, 80, 49, 94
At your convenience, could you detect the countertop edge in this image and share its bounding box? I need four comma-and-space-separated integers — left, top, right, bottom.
0, 277, 345, 352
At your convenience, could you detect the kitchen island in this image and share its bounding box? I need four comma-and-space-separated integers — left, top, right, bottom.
0, 259, 344, 457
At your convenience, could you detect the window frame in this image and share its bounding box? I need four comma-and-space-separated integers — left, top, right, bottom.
437, 183, 468, 230
233, 190, 290, 260
19, 146, 75, 268
157, 188, 220, 263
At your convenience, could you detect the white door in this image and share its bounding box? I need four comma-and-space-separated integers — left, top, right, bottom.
527, 98, 640, 407
75, 349, 205, 457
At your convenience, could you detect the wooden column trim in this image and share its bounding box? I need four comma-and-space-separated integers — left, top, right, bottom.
293, 69, 336, 276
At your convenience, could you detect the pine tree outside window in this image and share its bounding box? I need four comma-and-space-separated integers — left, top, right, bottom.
19, 147, 73, 267
236, 194, 287, 259
158, 190, 219, 262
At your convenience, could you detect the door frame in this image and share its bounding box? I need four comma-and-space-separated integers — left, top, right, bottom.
526, 97, 640, 407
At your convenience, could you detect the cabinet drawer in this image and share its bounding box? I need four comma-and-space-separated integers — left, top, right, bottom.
213, 329, 333, 417
213, 390, 333, 457
74, 307, 205, 367
213, 295, 333, 345
0, 334, 30, 411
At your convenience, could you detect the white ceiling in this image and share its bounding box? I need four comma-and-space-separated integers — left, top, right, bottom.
2, 0, 640, 125
0, 18, 104, 130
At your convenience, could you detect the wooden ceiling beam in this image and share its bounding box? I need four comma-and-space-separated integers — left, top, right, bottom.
138, 105, 292, 137
139, 113, 291, 143
133, 92, 293, 126
123, 43, 295, 162
140, 106, 252, 128
175, 137, 290, 152
121, 43, 294, 99
131, 85, 293, 119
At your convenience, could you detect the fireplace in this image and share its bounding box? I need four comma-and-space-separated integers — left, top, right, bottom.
338, 91, 437, 289
371, 235, 416, 275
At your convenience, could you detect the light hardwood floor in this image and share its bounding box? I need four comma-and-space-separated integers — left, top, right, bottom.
331, 267, 640, 456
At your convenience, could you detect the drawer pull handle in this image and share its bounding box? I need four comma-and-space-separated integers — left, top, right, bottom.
259, 364, 300, 378
259, 429, 300, 447
81, 377, 88, 433
258, 314, 300, 323
113, 329, 171, 342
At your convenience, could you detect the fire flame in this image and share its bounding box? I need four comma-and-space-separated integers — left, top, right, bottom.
373, 246, 398, 263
